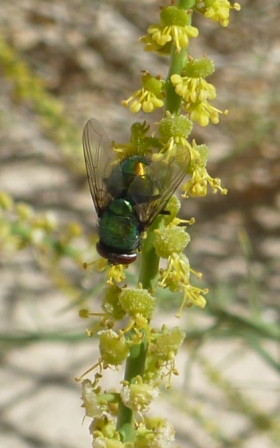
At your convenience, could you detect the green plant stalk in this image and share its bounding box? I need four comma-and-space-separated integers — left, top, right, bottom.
116, 335, 148, 442
116, 217, 163, 442
138, 215, 165, 291
165, 44, 186, 114
165, 1, 193, 114
116, 0, 192, 441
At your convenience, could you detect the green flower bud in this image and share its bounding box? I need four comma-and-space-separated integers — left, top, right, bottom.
154, 227, 190, 258
91, 416, 117, 439
119, 288, 156, 319
158, 115, 192, 141
141, 72, 164, 98
160, 6, 189, 27
99, 330, 130, 366
102, 285, 126, 320
183, 57, 215, 78
151, 326, 186, 361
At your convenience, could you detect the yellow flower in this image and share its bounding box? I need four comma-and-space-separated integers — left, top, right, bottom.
147, 22, 198, 53
171, 74, 216, 103
185, 100, 228, 127
122, 72, 164, 113
87, 258, 126, 285
158, 253, 208, 313
142, 6, 199, 54
140, 34, 172, 56
182, 166, 228, 197
202, 0, 241, 27
106, 264, 126, 284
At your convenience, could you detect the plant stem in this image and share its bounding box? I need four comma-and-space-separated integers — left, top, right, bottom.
116, 0, 193, 441
116, 337, 148, 442
116, 217, 163, 442
165, 43, 186, 114
138, 216, 164, 291
165, 0, 193, 114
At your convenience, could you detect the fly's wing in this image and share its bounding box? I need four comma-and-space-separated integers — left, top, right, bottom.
133, 146, 191, 228
82, 118, 122, 215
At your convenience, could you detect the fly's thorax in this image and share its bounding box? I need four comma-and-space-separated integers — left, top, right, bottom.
99, 198, 141, 254
121, 155, 149, 177
121, 155, 159, 205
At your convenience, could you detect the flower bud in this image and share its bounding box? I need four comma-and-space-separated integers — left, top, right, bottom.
154, 226, 190, 258
151, 326, 185, 361
158, 115, 192, 141
99, 330, 130, 366
102, 285, 125, 320
119, 288, 156, 319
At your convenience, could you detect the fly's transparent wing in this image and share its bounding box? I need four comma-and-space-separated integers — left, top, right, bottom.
82, 118, 122, 215
133, 146, 191, 228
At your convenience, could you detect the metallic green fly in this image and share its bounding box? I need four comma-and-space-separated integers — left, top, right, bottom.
82, 118, 190, 265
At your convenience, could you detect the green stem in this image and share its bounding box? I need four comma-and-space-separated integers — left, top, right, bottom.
116, 337, 148, 442
116, 0, 194, 441
116, 217, 163, 442
138, 216, 164, 291
165, 43, 186, 115
165, 0, 194, 114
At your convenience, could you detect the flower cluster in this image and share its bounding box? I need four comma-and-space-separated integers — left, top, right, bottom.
154, 222, 208, 314
195, 0, 241, 28
182, 142, 228, 197
122, 72, 164, 113
80, 2, 240, 447
146, 5, 199, 53
170, 57, 228, 126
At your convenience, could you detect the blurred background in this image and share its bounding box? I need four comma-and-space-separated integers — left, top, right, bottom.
0, 1, 280, 447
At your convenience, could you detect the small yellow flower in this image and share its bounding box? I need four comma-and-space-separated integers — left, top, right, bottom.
158, 253, 208, 313
201, 0, 241, 27
148, 23, 198, 53
145, 6, 199, 53
122, 72, 164, 114
106, 264, 126, 284
185, 100, 228, 127
182, 165, 228, 197
140, 34, 172, 56
171, 74, 216, 103
89, 258, 126, 285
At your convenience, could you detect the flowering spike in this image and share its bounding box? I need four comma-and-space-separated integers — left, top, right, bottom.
78, 2, 240, 445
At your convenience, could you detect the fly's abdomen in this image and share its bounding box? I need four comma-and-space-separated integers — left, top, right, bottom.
99, 199, 140, 252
